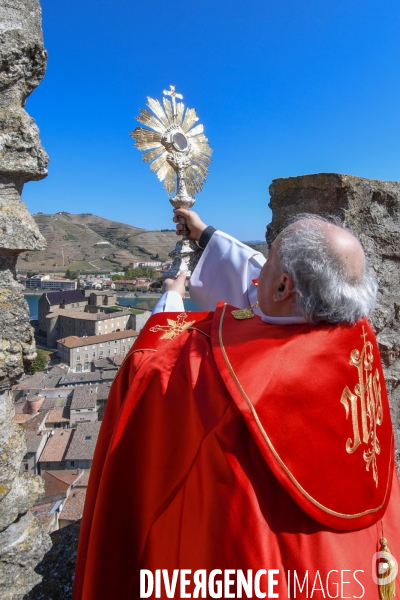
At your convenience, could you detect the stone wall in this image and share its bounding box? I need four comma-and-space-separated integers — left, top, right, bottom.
267, 173, 400, 471
0, 1, 52, 598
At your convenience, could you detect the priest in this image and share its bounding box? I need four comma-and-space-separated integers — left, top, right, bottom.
73, 210, 399, 600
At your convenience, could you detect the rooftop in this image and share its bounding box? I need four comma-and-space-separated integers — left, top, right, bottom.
13, 366, 69, 391
58, 372, 115, 386
71, 387, 98, 410
39, 429, 74, 463
44, 469, 90, 487
60, 488, 87, 522
41, 395, 73, 411
44, 290, 86, 306
13, 414, 31, 424
26, 432, 47, 453
46, 407, 70, 423
92, 355, 125, 370
65, 422, 101, 461
47, 307, 131, 322
89, 290, 116, 296
96, 384, 111, 401
41, 470, 71, 498
58, 329, 137, 349
31, 501, 60, 528
22, 411, 49, 432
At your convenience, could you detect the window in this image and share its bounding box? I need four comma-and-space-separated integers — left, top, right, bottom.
92, 352, 96, 357
77, 347, 80, 352
107, 342, 110, 346
128, 338, 130, 341
100, 343, 103, 348
114, 348, 117, 354
107, 349, 111, 355
122, 346, 125, 352
114, 340, 117, 344
76, 364, 82, 372
84, 346, 88, 350
76, 355, 81, 361
85, 436, 92, 440
84, 354, 88, 359
99, 351, 103, 357
84, 362, 89, 370
69, 460, 75, 468
92, 344, 95, 349
79, 460, 86, 468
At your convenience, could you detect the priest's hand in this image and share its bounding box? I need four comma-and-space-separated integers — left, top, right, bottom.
173, 209, 207, 241
162, 271, 187, 299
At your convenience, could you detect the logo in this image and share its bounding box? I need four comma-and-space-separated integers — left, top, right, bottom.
372, 548, 398, 588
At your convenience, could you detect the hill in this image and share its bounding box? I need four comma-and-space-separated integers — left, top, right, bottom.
17, 212, 178, 274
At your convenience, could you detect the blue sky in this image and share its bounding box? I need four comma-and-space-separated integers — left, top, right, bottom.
23, 0, 400, 240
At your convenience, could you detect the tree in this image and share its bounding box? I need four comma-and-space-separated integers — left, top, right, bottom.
65, 268, 78, 280
26, 349, 48, 374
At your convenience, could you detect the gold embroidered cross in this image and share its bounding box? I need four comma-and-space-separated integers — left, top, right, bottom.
150, 313, 196, 340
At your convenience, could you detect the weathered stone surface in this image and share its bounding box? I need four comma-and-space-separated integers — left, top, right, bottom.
0, 0, 51, 597
0, 184, 46, 251
0, 512, 51, 600
0, 1, 47, 109
0, 253, 37, 389
0, 473, 44, 533
24, 521, 81, 600
268, 173, 400, 470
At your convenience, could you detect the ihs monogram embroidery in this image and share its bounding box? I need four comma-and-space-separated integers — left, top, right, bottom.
150, 313, 196, 340
340, 327, 383, 486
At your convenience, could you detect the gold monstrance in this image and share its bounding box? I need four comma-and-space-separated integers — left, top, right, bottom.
130, 85, 212, 282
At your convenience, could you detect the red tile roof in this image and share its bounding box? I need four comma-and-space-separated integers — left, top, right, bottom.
65, 422, 101, 461
58, 329, 138, 348
60, 488, 87, 522
39, 429, 74, 463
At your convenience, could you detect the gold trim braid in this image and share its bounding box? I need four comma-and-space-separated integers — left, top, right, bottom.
218, 303, 392, 520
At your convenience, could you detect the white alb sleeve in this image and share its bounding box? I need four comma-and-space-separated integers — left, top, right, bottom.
189, 230, 266, 314
152, 291, 185, 314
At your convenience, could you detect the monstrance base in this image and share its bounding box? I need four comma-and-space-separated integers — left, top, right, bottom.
151, 238, 202, 288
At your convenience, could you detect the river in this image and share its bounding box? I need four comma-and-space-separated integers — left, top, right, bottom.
24, 294, 201, 319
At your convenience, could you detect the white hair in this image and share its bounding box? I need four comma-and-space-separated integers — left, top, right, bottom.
276, 214, 378, 324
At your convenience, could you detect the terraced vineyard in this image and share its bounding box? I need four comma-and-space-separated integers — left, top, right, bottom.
17, 212, 178, 274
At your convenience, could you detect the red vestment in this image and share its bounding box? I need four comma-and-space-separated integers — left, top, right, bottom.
73, 306, 400, 599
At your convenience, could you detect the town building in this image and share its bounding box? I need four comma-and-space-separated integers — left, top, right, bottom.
38, 429, 74, 472
58, 372, 115, 387
58, 488, 87, 529
70, 387, 98, 425
64, 422, 101, 470
96, 384, 111, 420
91, 355, 124, 373
46, 307, 132, 348
57, 330, 137, 372
13, 366, 70, 394
22, 274, 77, 291
20, 412, 50, 475
45, 408, 70, 429
39, 289, 125, 347
31, 469, 90, 532
39, 289, 87, 331
112, 279, 138, 291
130, 260, 162, 268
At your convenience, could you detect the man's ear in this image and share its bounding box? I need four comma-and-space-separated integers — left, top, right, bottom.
273, 273, 296, 302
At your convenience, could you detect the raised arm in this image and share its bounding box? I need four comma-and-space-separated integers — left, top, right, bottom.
174, 209, 266, 312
